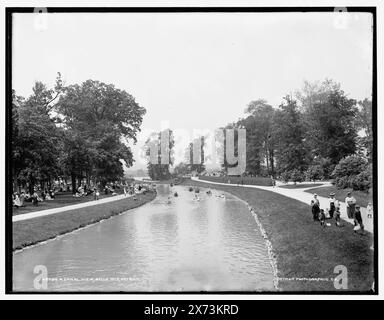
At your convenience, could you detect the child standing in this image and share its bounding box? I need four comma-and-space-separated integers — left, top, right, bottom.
328, 192, 336, 219
319, 209, 326, 227
335, 207, 341, 227
367, 202, 373, 219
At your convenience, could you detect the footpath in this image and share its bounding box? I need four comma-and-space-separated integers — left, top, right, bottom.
13, 194, 133, 222
192, 177, 373, 233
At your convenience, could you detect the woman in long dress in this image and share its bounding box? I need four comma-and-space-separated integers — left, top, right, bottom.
345, 192, 356, 219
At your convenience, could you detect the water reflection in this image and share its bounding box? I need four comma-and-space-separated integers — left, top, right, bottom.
13, 185, 274, 292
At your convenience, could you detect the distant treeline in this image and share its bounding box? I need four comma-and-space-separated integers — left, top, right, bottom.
218, 79, 372, 190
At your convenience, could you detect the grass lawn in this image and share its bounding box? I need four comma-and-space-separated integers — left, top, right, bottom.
12, 190, 125, 216
199, 175, 272, 186
181, 179, 374, 292
279, 183, 324, 189
13, 191, 156, 251
304, 186, 373, 208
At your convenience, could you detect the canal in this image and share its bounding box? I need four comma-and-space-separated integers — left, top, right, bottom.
13, 185, 274, 292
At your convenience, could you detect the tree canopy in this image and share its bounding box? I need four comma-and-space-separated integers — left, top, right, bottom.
12, 75, 146, 193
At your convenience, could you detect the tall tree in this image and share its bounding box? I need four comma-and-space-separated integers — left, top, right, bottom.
355, 98, 373, 162
273, 95, 308, 174
243, 99, 276, 176
12, 76, 64, 193
299, 80, 358, 164
57, 80, 145, 187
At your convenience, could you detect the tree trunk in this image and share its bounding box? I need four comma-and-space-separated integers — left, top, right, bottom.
265, 147, 270, 175
71, 174, 77, 195
269, 149, 275, 177
29, 176, 35, 195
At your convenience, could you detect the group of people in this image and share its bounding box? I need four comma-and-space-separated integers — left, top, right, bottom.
310, 191, 373, 233
13, 189, 56, 208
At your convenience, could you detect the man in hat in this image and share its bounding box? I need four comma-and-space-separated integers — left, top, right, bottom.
345, 191, 356, 220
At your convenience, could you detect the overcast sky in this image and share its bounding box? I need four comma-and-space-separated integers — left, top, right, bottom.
12, 12, 373, 170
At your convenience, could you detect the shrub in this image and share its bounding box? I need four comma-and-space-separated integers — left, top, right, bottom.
332, 155, 371, 190
334, 176, 350, 189
350, 164, 372, 192
305, 165, 324, 182
331, 155, 367, 180
280, 171, 290, 183
317, 157, 334, 179
290, 169, 305, 184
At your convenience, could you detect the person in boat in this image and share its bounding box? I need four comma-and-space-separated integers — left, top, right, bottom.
206, 190, 212, 195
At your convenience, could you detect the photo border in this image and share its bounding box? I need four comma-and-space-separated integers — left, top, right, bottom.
5, 6, 378, 295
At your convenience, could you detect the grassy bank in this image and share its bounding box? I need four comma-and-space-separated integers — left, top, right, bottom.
13, 191, 156, 251
278, 183, 324, 189
199, 175, 272, 186
13, 191, 124, 216
182, 179, 374, 292
305, 186, 372, 208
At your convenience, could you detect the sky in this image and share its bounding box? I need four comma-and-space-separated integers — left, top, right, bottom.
12, 11, 373, 171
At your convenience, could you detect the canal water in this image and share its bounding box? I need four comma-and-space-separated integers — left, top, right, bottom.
13, 185, 274, 292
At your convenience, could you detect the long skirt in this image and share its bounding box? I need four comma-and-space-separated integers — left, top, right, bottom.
312, 206, 320, 221
347, 204, 355, 219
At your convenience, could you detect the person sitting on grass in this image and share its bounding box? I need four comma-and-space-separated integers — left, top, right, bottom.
13, 193, 22, 208
24, 192, 32, 202
354, 205, 364, 233
32, 191, 40, 206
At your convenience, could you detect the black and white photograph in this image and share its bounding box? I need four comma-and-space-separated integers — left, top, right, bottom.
3, 2, 381, 299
